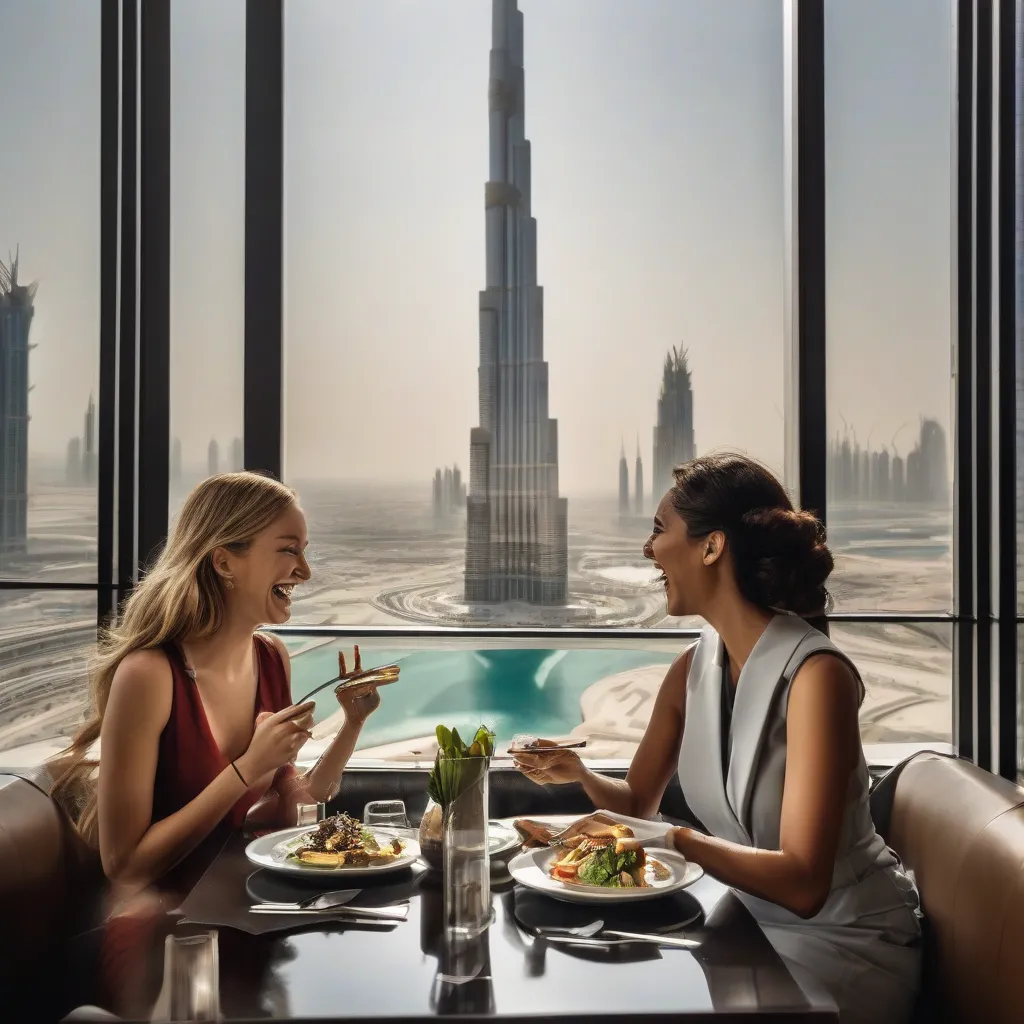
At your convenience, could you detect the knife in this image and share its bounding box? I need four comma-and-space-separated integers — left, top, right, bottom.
249, 903, 409, 920
601, 930, 699, 949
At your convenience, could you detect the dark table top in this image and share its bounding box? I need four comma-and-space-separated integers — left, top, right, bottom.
103, 836, 838, 1024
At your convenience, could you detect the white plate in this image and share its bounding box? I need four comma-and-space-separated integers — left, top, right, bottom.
508, 845, 703, 904
245, 826, 421, 878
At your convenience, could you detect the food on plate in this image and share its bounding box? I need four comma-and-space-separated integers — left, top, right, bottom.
512, 818, 557, 848
548, 827, 651, 888
287, 812, 405, 868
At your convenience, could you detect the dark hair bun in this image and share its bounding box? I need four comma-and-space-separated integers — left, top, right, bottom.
732, 507, 833, 616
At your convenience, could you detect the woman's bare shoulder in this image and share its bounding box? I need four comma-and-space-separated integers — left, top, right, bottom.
107, 648, 174, 725
659, 640, 699, 704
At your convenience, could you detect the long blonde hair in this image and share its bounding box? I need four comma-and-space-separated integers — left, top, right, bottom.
49, 471, 298, 841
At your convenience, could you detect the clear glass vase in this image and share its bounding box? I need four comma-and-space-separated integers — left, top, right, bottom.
441, 756, 491, 942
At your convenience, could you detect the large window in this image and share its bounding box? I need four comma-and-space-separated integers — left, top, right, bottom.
824, 0, 954, 616
0, 0, 1011, 775
0, 1, 101, 582
283, 0, 784, 631
0, 1, 102, 767
169, 0, 246, 518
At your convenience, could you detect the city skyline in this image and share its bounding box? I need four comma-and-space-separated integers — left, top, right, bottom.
2, 1, 955, 496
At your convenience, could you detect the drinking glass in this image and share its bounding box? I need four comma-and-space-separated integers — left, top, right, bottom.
296, 802, 326, 827
363, 799, 408, 829
159, 931, 220, 1021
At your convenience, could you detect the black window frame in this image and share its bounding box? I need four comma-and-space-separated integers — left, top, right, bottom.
0, 0, 1018, 780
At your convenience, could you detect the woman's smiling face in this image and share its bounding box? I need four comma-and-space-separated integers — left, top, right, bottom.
643, 491, 712, 618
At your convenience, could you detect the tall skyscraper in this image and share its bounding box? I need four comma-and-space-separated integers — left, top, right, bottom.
208, 438, 220, 477
635, 439, 645, 517
618, 442, 629, 517
81, 394, 97, 485
652, 346, 696, 503
0, 251, 35, 555
465, 0, 568, 605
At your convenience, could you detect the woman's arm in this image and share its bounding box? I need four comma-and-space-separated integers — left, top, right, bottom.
97, 651, 250, 889
259, 635, 372, 807
515, 645, 693, 818
99, 651, 315, 888
668, 653, 860, 919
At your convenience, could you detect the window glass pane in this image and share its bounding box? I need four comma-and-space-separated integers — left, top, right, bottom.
829, 621, 952, 746
0, 2, 100, 582
169, 0, 245, 518
285, 634, 689, 763
825, 0, 954, 612
281, 622, 949, 766
284, 0, 784, 628
0, 589, 96, 765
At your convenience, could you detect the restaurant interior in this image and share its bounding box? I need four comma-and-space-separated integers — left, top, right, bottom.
1, 1, 1022, 1022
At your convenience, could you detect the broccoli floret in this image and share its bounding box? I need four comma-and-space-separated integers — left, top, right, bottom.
576, 846, 639, 887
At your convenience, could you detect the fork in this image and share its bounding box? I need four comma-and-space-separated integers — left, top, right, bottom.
547, 812, 620, 847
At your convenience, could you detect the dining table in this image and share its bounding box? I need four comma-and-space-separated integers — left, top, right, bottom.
90, 821, 840, 1024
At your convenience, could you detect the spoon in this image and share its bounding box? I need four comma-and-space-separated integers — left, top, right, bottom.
533, 920, 605, 939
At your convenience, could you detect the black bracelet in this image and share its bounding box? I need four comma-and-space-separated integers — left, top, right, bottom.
230, 760, 249, 788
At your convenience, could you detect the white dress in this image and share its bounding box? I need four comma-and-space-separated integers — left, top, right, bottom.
677, 615, 922, 1023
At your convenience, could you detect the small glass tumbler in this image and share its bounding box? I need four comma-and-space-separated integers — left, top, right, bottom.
296, 802, 326, 827
161, 930, 220, 1021
363, 799, 408, 829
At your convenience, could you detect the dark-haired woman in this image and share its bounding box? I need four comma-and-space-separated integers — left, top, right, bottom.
514, 454, 921, 1023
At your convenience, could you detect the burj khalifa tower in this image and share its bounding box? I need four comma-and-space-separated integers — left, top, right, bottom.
464, 0, 568, 605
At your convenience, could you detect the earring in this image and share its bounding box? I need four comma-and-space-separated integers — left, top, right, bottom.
223, 575, 235, 590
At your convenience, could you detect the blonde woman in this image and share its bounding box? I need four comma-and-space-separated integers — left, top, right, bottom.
48, 473, 381, 1008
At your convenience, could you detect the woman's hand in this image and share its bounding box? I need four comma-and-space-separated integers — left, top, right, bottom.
237, 701, 315, 782
512, 739, 586, 786
336, 682, 381, 727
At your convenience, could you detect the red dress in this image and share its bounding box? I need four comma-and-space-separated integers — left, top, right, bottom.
98, 632, 292, 1012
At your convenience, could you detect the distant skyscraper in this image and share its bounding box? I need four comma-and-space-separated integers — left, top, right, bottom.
465, 0, 568, 605
207, 438, 220, 477
913, 418, 949, 503
652, 346, 696, 503
0, 250, 35, 555
432, 468, 444, 518
635, 439, 645, 517
452, 465, 462, 507
170, 437, 182, 485
65, 437, 82, 486
618, 442, 629, 517
828, 419, 947, 506
81, 394, 97, 485
230, 436, 244, 473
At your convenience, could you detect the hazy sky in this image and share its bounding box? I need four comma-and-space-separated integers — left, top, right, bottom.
1, 0, 953, 496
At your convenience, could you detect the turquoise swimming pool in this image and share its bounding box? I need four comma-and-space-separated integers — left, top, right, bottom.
286, 643, 678, 750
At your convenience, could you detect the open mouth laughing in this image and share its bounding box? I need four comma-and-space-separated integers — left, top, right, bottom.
271, 582, 297, 605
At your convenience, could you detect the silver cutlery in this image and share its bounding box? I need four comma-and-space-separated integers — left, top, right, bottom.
533, 920, 697, 949
601, 929, 699, 949
250, 902, 410, 920
248, 910, 405, 926
254, 888, 360, 912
